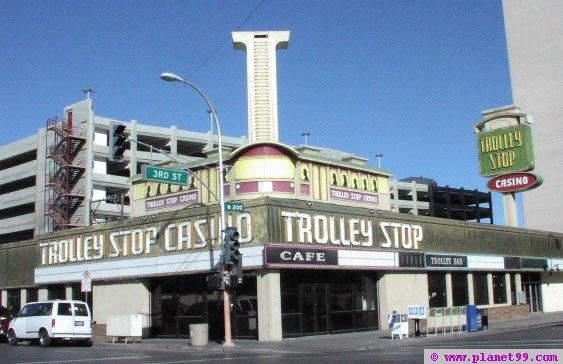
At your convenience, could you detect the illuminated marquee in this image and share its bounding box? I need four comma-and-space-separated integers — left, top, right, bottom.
39, 213, 252, 266
281, 211, 423, 249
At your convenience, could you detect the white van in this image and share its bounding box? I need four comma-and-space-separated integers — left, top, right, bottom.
8, 300, 92, 347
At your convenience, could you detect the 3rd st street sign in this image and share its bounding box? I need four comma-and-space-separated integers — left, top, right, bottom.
142, 165, 189, 185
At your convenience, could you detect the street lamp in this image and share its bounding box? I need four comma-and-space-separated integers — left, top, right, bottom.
375, 153, 384, 169
160, 72, 233, 347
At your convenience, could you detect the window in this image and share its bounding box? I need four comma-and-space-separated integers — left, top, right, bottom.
58, 302, 73, 316
452, 273, 469, 306
74, 303, 89, 317
473, 273, 489, 305
428, 273, 447, 308
492, 273, 507, 304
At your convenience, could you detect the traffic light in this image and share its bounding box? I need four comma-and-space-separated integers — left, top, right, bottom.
222, 227, 240, 265
229, 258, 243, 288
109, 122, 128, 161
206, 274, 225, 291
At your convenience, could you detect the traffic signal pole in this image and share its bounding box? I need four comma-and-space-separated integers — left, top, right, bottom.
160, 72, 234, 347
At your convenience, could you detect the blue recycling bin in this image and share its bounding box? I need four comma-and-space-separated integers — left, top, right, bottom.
465, 304, 482, 332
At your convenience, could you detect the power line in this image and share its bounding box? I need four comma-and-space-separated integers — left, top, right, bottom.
185, 0, 267, 78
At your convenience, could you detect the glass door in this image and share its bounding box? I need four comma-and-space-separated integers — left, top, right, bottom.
301, 284, 328, 335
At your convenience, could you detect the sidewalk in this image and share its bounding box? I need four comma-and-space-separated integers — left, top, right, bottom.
96, 311, 563, 353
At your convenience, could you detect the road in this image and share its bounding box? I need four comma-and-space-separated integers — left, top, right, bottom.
2, 324, 562, 364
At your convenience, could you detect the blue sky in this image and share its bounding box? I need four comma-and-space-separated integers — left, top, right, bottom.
0, 0, 516, 222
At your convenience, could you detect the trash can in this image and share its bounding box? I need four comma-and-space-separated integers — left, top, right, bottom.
189, 323, 209, 346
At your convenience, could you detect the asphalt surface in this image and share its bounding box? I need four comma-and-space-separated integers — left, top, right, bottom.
94, 311, 563, 354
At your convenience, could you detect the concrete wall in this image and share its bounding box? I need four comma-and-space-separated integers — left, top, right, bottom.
377, 272, 428, 330
503, 1, 563, 233
256, 269, 282, 341
92, 280, 151, 337
541, 273, 563, 312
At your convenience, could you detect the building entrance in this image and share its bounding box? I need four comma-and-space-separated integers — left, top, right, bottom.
150, 274, 257, 339
280, 270, 378, 337
522, 273, 543, 313
301, 284, 328, 335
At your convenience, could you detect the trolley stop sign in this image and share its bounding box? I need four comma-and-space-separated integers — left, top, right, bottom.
81, 270, 92, 293
142, 165, 189, 185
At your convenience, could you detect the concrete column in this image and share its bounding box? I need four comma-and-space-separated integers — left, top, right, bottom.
130, 120, 138, 177
515, 274, 523, 304
505, 273, 512, 305
20, 289, 28, 306
38, 288, 49, 301
411, 181, 418, 215
445, 273, 453, 307
467, 273, 475, 305
1, 290, 7, 306
35, 129, 48, 235
487, 273, 494, 305
232, 31, 290, 143
170, 125, 178, 155
503, 192, 519, 227
393, 180, 399, 213
65, 285, 73, 300
256, 269, 282, 341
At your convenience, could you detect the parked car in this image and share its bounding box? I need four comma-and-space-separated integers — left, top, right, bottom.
8, 300, 92, 347
0, 306, 12, 342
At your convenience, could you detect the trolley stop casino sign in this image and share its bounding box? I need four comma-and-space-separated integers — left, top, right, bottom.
487, 172, 543, 193
477, 124, 535, 177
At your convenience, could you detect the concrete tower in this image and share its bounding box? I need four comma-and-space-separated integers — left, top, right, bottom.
503, 1, 563, 233
232, 31, 290, 143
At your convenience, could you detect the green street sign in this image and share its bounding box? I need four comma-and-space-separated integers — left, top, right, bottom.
225, 202, 244, 212
142, 165, 189, 185
477, 124, 535, 177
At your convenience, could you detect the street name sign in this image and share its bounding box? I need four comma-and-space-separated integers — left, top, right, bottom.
225, 202, 244, 212
142, 165, 189, 185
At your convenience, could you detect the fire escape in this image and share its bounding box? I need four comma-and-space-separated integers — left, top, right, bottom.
45, 115, 87, 231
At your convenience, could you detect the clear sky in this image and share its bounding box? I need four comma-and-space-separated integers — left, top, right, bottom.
0, 0, 515, 222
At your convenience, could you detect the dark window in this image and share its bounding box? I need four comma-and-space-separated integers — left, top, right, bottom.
7, 289, 21, 316
74, 303, 89, 317
428, 273, 447, 308
492, 273, 507, 304
473, 273, 489, 305
451, 273, 469, 306
26, 289, 38, 303
58, 302, 73, 316
49, 285, 66, 300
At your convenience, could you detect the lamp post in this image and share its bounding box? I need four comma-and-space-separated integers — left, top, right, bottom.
160, 72, 233, 347
375, 153, 384, 169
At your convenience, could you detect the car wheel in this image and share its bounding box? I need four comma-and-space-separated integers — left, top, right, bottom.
39, 329, 51, 347
8, 330, 18, 346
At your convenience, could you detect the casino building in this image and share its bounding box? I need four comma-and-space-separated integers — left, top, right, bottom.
1, 31, 562, 342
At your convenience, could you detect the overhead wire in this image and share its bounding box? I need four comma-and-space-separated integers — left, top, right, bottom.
185, 0, 267, 78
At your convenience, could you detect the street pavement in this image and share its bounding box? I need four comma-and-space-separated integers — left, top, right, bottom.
94, 311, 563, 354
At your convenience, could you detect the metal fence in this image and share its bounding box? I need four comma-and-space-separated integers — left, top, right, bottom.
426, 306, 467, 335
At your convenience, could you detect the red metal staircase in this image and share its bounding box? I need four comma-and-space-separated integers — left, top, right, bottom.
45, 116, 87, 231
